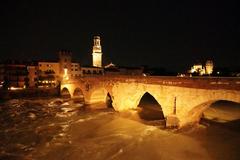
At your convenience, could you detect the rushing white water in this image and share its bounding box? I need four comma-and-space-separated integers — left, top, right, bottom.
0, 99, 240, 160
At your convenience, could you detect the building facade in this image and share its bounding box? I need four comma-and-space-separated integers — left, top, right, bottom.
27, 64, 38, 87
71, 63, 82, 77
37, 61, 60, 87
188, 60, 214, 76
0, 62, 28, 89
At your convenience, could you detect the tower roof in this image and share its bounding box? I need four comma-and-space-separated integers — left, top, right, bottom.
94, 36, 100, 39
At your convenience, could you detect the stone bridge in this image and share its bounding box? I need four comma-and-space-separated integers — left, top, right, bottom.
61, 76, 240, 127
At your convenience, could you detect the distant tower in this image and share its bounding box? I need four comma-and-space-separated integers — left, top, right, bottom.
59, 50, 72, 79
92, 36, 103, 67
205, 60, 214, 75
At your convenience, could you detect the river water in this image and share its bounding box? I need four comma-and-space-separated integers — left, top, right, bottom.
0, 98, 240, 160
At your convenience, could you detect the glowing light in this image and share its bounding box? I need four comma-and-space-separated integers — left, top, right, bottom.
63, 68, 69, 80
8, 87, 24, 90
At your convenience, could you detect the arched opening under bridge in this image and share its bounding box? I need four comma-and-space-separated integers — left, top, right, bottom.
73, 88, 84, 103
137, 92, 165, 122
200, 100, 240, 132
61, 87, 71, 99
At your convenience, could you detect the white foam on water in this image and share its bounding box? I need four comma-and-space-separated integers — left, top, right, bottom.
28, 112, 36, 119
140, 126, 157, 137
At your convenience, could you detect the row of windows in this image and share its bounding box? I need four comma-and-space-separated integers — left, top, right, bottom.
39, 64, 54, 67
82, 70, 103, 74
71, 64, 79, 67
71, 69, 79, 71
71, 74, 81, 77
39, 63, 80, 68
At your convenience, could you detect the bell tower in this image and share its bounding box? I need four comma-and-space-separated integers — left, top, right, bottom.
92, 36, 103, 67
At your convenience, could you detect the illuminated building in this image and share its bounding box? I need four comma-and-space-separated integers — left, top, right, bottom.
71, 63, 82, 77
189, 64, 205, 75
37, 61, 60, 87
36, 50, 83, 86
92, 36, 103, 67
205, 60, 214, 75
27, 64, 38, 87
80, 36, 104, 76
0, 61, 28, 89
38, 61, 60, 75
188, 60, 214, 76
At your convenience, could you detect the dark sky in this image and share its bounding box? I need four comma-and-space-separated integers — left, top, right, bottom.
0, 0, 239, 72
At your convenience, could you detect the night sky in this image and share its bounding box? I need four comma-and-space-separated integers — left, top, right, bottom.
0, 0, 239, 72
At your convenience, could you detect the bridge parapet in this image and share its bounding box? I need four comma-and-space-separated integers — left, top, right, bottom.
65, 75, 240, 91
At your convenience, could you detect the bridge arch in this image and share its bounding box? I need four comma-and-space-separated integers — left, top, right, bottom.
183, 99, 240, 126
72, 87, 85, 103
89, 87, 108, 104
61, 87, 71, 99
137, 92, 165, 121
134, 90, 167, 116
87, 87, 116, 110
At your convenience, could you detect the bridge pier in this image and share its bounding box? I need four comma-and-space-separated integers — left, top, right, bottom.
166, 114, 180, 128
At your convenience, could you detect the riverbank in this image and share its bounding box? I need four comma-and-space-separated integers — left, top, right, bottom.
0, 88, 60, 101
